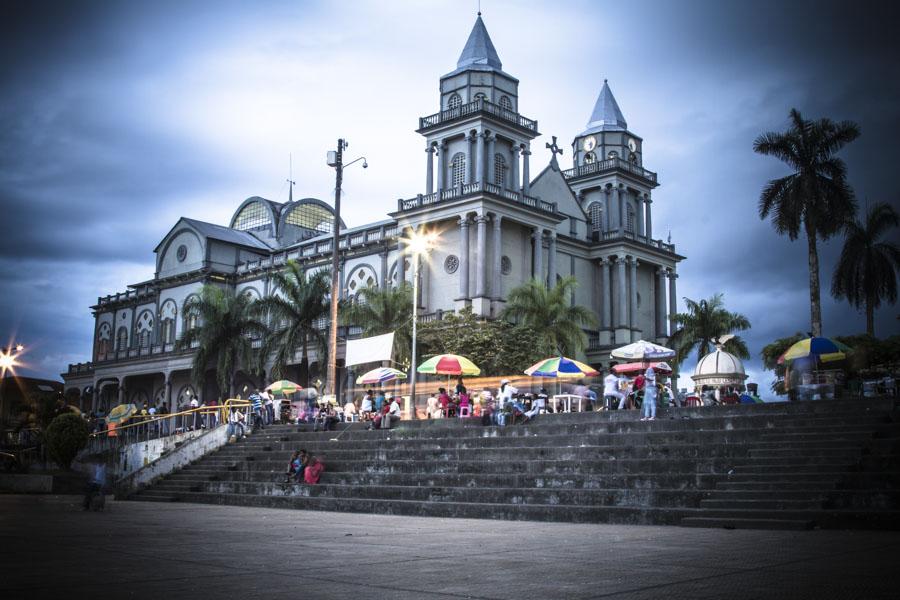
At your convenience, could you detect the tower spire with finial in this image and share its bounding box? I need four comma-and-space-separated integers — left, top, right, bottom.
287, 153, 295, 203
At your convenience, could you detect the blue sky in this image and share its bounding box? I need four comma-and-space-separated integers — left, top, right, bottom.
2, 0, 898, 395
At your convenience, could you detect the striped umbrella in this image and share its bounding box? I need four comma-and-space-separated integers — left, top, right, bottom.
265, 380, 303, 395
106, 403, 137, 425
524, 356, 600, 378
416, 354, 481, 376
777, 337, 852, 365
356, 367, 407, 385
610, 339, 675, 361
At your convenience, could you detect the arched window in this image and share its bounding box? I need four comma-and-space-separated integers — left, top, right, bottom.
285, 202, 333, 234
232, 201, 272, 231
499, 95, 512, 111
116, 327, 128, 352
607, 150, 619, 160
626, 204, 635, 233
347, 265, 378, 299
451, 153, 466, 188
493, 153, 507, 186
584, 152, 596, 164
183, 295, 200, 332
448, 93, 462, 110
136, 311, 154, 349
474, 92, 487, 103
160, 300, 177, 344
97, 322, 112, 356
588, 202, 604, 232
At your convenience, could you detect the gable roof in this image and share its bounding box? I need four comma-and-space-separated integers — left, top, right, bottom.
529, 160, 587, 222
581, 80, 628, 136
154, 217, 273, 253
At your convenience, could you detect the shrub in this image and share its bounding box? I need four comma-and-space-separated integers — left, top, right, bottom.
44, 413, 90, 470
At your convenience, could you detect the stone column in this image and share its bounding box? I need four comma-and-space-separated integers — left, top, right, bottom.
436, 141, 447, 194
547, 232, 557, 287
91, 384, 99, 413
645, 196, 653, 241
629, 257, 638, 332
600, 258, 612, 329
616, 185, 625, 235
458, 217, 470, 299
616, 257, 628, 328
475, 214, 488, 297
397, 242, 406, 286
475, 131, 485, 185
656, 268, 667, 338
668, 270, 678, 329
117, 378, 125, 405
604, 187, 612, 233
466, 134, 475, 184
425, 144, 434, 195
636, 193, 645, 239
522, 148, 531, 195
492, 215, 502, 300
164, 374, 172, 410
532, 228, 543, 282
486, 133, 496, 185
510, 145, 520, 193
379, 248, 388, 289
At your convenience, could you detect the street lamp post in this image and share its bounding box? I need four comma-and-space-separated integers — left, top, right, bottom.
326, 140, 367, 403
405, 230, 437, 420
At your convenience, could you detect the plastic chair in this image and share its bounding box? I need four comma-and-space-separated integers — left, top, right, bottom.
458, 405, 471, 418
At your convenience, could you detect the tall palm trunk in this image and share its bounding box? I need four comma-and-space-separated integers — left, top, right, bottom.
805, 221, 822, 337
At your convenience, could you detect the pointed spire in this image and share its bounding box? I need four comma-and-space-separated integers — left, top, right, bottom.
456, 14, 502, 71
581, 79, 628, 135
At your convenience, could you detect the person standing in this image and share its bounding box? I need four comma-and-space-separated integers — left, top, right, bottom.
249, 389, 264, 431
603, 370, 623, 411
82, 455, 107, 511
189, 396, 200, 431
641, 367, 657, 421
374, 390, 386, 414
262, 389, 274, 425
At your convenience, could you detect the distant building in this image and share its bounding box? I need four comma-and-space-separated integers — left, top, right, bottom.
62, 15, 684, 412
0, 375, 64, 432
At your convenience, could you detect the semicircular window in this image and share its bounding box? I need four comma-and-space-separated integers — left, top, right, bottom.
233, 201, 272, 231
285, 202, 334, 235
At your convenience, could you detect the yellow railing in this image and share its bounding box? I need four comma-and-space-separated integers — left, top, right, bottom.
90, 399, 251, 438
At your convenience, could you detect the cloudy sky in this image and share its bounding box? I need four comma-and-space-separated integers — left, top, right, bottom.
2, 0, 899, 394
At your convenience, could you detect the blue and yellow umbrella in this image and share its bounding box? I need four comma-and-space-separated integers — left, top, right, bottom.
778, 337, 852, 365
524, 356, 599, 378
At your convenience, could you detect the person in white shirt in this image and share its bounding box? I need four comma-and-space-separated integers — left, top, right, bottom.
426, 393, 440, 419
603, 370, 623, 410
360, 391, 374, 421
383, 395, 402, 429
343, 400, 357, 422
524, 388, 547, 419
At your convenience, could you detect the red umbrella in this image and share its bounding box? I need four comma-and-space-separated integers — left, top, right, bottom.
612, 361, 672, 376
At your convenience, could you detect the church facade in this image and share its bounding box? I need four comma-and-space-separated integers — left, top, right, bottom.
62, 15, 684, 412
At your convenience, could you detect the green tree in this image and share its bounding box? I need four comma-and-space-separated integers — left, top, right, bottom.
669, 294, 751, 366
831, 202, 900, 336
178, 285, 268, 396
255, 261, 331, 384
340, 283, 412, 367
44, 413, 90, 470
760, 331, 806, 395
501, 276, 598, 357
417, 308, 545, 376
753, 108, 860, 337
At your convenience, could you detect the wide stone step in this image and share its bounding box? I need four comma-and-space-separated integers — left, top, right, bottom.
715, 481, 838, 491
699, 498, 824, 510
681, 517, 815, 530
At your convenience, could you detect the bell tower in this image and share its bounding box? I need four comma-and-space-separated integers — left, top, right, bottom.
415, 13, 540, 197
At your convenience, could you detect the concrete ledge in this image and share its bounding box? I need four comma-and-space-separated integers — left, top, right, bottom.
115, 426, 229, 499
0, 474, 53, 493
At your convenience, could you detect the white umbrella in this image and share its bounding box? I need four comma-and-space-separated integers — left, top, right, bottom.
610, 339, 675, 361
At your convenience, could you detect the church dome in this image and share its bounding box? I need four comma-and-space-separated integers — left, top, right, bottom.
691, 348, 748, 387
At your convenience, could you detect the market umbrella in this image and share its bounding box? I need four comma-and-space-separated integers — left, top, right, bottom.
612, 361, 673, 376
355, 367, 407, 385
524, 356, 600, 378
777, 337, 852, 365
106, 403, 137, 425
416, 354, 481, 376
610, 340, 676, 361
265, 380, 303, 395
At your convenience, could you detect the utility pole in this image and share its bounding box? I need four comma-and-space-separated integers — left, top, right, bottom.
326, 139, 345, 402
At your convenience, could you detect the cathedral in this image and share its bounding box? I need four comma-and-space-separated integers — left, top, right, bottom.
62, 15, 684, 412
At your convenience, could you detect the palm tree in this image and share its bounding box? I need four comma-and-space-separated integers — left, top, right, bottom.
668, 294, 751, 366
254, 260, 331, 384
178, 285, 268, 397
760, 331, 806, 395
753, 108, 860, 337
501, 276, 598, 357
340, 283, 413, 367
831, 202, 900, 336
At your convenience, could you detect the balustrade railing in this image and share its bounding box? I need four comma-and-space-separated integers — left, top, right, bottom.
398, 181, 557, 214
418, 98, 538, 132
561, 157, 657, 184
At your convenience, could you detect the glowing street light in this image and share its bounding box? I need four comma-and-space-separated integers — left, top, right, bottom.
0, 342, 24, 377
404, 228, 438, 420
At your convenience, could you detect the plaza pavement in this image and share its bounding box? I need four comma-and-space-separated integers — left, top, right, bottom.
1, 495, 898, 599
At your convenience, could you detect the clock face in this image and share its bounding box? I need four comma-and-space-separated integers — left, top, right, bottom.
582, 136, 597, 152
627, 138, 637, 153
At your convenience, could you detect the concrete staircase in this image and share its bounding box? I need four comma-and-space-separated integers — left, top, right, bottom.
129, 398, 900, 530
